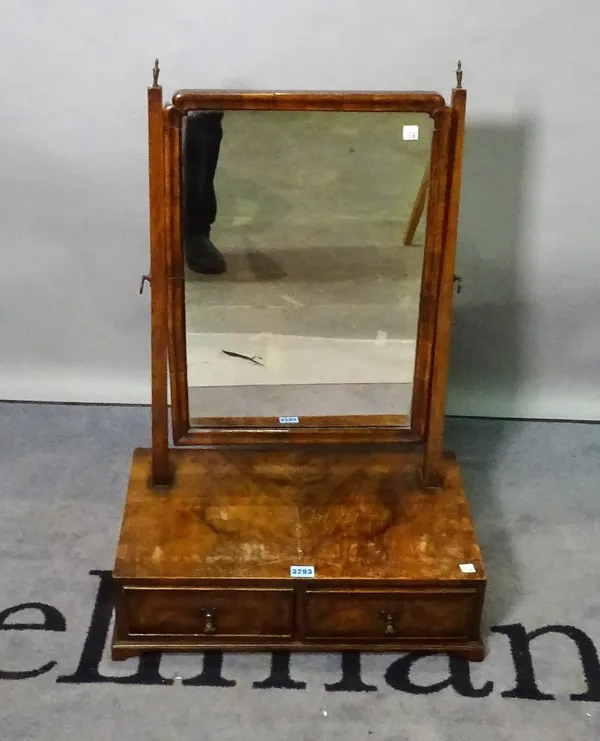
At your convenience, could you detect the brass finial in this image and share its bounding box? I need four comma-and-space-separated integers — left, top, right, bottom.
152, 58, 160, 87
456, 60, 463, 89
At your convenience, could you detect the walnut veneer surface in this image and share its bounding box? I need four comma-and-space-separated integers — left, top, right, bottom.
114, 447, 483, 582
112, 447, 485, 660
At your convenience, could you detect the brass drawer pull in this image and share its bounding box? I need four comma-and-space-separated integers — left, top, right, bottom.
200, 608, 217, 634
379, 609, 398, 635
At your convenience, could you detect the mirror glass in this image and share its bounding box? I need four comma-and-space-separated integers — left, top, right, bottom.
181, 110, 433, 428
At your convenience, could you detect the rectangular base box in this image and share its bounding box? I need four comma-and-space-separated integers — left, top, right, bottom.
112, 447, 485, 661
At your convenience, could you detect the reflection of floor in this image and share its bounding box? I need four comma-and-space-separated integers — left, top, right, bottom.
186, 333, 416, 387
183, 111, 430, 421
188, 383, 413, 420
185, 241, 423, 420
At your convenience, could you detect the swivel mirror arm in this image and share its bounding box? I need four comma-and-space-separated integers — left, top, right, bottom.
147, 59, 172, 486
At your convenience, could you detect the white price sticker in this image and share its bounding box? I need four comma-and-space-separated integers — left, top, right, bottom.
290, 565, 315, 578
279, 416, 299, 424
403, 125, 419, 141
459, 563, 476, 573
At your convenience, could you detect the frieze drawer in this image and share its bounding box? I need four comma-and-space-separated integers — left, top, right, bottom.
124, 587, 294, 638
305, 589, 476, 640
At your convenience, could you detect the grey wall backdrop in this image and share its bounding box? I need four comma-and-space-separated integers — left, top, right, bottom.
1, 1, 597, 419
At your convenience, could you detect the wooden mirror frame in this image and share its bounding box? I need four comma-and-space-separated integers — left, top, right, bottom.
147, 74, 466, 490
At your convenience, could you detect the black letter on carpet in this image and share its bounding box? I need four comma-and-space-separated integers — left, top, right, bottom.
0, 602, 66, 679
325, 652, 378, 692
183, 651, 236, 687
56, 570, 171, 685
253, 651, 306, 689
493, 623, 600, 701
385, 653, 493, 697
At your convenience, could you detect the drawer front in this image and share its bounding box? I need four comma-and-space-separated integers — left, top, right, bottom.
306, 589, 476, 640
125, 587, 293, 638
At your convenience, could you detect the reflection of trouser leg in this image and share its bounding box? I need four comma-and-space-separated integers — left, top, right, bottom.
182, 111, 226, 274
183, 111, 223, 237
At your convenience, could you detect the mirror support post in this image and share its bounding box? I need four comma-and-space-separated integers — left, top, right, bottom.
148, 75, 172, 487
423, 87, 467, 487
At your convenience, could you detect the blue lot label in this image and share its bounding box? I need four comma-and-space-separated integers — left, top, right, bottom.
290, 565, 315, 578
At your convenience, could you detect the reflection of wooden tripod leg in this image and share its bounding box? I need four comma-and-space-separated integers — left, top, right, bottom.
403, 168, 429, 245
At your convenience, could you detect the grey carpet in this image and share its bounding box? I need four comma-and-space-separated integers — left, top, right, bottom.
1, 402, 599, 740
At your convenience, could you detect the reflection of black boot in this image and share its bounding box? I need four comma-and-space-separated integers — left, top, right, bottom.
185, 230, 227, 275
183, 111, 227, 275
